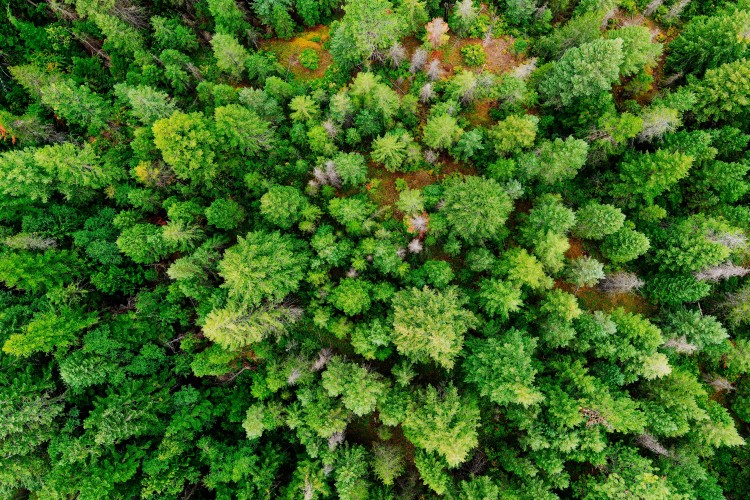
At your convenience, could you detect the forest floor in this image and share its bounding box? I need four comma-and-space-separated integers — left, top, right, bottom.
259, 25, 333, 81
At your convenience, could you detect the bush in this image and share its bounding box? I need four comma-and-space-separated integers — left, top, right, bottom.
299, 48, 319, 70
461, 44, 486, 67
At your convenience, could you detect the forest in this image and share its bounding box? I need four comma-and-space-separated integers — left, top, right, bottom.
1, 0, 750, 497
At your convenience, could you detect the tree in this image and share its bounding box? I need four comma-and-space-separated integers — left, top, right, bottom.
205, 199, 245, 230
601, 227, 650, 264
329, 278, 372, 316
539, 39, 624, 107
3, 307, 98, 357
207, 0, 248, 35
567, 256, 605, 287
331, 152, 367, 186
489, 114, 538, 155
611, 150, 693, 205
115, 84, 176, 125
464, 329, 543, 407
441, 176, 513, 243
667, 10, 750, 77
391, 286, 477, 369
532, 136, 589, 184
653, 215, 736, 273
478, 279, 523, 320
605, 26, 662, 77
396, 188, 424, 215
260, 186, 307, 229
33, 142, 119, 198
321, 357, 388, 415
210, 34, 249, 79
372, 444, 405, 486
0, 148, 53, 202
203, 303, 302, 350
116, 224, 172, 264
40, 79, 111, 133
425, 18, 450, 49
289, 95, 320, 122
329, 0, 405, 66
423, 114, 463, 150
218, 231, 309, 307
690, 59, 750, 125
328, 197, 375, 234
453, 0, 478, 36
402, 384, 480, 467
574, 202, 625, 240
152, 111, 218, 183
519, 194, 576, 246
498, 247, 554, 291
371, 132, 420, 171
214, 105, 274, 157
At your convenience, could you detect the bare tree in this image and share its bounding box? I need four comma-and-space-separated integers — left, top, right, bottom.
419, 82, 434, 103
643, 0, 665, 16
387, 42, 407, 68
408, 238, 423, 253
425, 17, 450, 49
664, 0, 691, 21
426, 59, 442, 81
695, 262, 750, 282
328, 430, 346, 450
703, 374, 736, 392
409, 48, 428, 73
311, 348, 333, 372
663, 336, 699, 355
599, 272, 645, 293
636, 433, 671, 457
638, 107, 681, 142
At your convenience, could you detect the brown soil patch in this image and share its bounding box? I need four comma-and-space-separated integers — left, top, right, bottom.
565, 238, 585, 260
259, 25, 332, 80
577, 289, 655, 316
402, 35, 521, 80
466, 98, 495, 127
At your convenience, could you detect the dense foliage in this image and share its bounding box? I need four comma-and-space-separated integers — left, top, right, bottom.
1, 0, 750, 498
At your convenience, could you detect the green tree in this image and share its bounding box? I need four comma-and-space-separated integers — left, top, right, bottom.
218, 231, 309, 307
214, 105, 274, 157
601, 227, 650, 264
207, 0, 248, 35
573, 202, 625, 240
321, 357, 388, 415
391, 286, 477, 369
478, 279, 523, 320
605, 26, 663, 77
203, 303, 302, 350
260, 186, 307, 229
152, 111, 218, 183
489, 114, 539, 155
402, 384, 480, 467
423, 113, 463, 150
329, 0, 405, 66
464, 328, 543, 407
205, 198, 245, 230
329, 278, 372, 316
116, 224, 173, 264
441, 176, 513, 243
690, 59, 750, 125
667, 10, 750, 76
611, 150, 693, 206
40, 79, 110, 133
210, 34, 249, 79
539, 39, 624, 107
115, 84, 176, 125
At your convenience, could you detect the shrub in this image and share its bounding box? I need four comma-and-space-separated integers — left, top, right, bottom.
461, 44, 486, 66
299, 48, 320, 70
